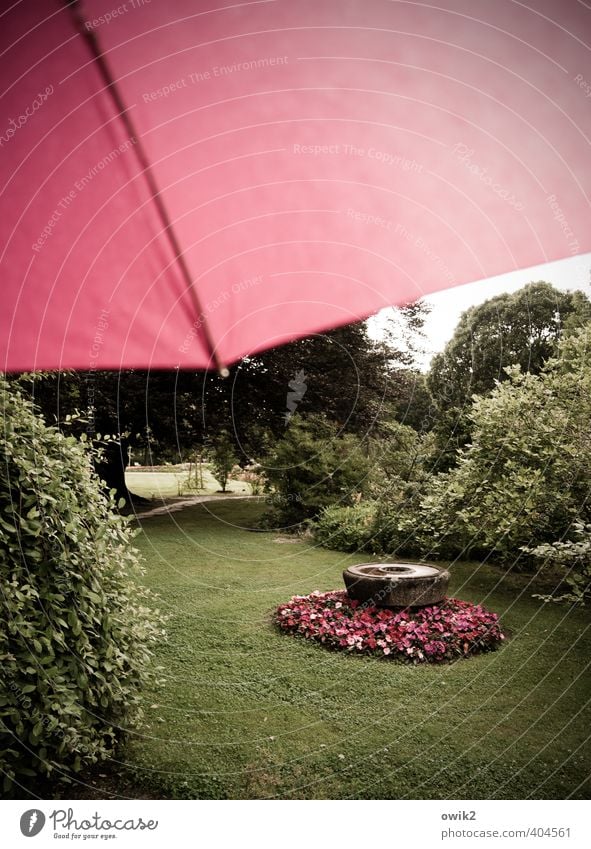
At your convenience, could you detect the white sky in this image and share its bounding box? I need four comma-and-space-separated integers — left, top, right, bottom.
368, 253, 591, 370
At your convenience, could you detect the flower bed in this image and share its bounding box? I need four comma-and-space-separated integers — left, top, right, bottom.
274, 590, 504, 663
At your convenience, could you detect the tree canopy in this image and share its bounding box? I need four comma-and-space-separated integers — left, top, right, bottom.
17, 304, 429, 498
426, 282, 591, 466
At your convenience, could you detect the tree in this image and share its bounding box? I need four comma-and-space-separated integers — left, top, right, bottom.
263, 414, 370, 525
388, 368, 432, 432
15, 369, 204, 502
14, 304, 430, 498
208, 431, 238, 492
203, 308, 430, 460
427, 282, 591, 467
366, 419, 433, 495
419, 323, 591, 561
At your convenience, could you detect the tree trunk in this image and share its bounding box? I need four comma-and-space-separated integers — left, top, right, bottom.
94, 440, 132, 504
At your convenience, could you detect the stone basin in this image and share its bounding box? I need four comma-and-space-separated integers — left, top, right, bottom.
343, 562, 450, 608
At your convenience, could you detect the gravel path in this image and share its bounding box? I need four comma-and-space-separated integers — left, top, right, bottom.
133, 493, 261, 519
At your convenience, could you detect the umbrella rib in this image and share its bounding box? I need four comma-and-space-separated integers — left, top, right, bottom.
66, 0, 229, 377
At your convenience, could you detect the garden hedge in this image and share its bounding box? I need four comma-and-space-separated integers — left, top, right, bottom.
0, 377, 164, 795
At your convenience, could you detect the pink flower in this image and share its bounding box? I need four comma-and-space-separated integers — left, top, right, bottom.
274, 592, 504, 663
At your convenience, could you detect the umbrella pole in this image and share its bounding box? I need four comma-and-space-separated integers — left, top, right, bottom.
66, 0, 230, 378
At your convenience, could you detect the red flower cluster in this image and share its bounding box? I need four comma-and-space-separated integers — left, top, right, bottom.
275, 591, 504, 663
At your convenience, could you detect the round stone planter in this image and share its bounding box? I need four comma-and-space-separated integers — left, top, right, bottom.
343, 562, 450, 608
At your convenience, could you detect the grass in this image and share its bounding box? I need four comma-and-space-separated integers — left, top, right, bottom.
125, 466, 252, 500
92, 499, 591, 799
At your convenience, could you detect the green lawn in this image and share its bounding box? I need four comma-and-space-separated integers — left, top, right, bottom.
106, 499, 590, 799
125, 466, 252, 500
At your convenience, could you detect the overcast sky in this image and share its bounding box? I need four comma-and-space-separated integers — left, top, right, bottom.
368, 252, 591, 370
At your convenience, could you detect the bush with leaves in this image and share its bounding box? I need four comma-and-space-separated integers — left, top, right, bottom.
240, 463, 266, 495
0, 377, 165, 795
208, 430, 239, 492
262, 414, 370, 525
314, 501, 378, 552
525, 521, 591, 605
313, 423, 435, 556
366, 423, 437, 555
365, 421, 430, 491
418, 324, 591, 561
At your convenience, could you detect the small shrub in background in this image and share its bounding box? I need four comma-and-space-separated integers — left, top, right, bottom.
312, 422, 436, 557
262, 414, 370, 525
313, 501, 378, 552
208, 430, 239, 492
525, 521, 591, 605
0, 377, 165, 795
239, 463, 266, 495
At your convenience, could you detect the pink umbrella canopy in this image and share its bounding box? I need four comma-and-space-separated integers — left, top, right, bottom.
1, 0, 590, 373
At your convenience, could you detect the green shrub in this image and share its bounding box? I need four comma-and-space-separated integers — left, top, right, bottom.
313, 422, 440, 556
263, 414, 370, 524
0, 377, 165, 794
525, 521, 591, 605
314, 501, 378, 551
241, 463, 266, 495
313, 496, 433, 559
208, 430, 238, 492
312, 423, 436, 557
418, 325, 591, 562
369, 498, 427, 558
